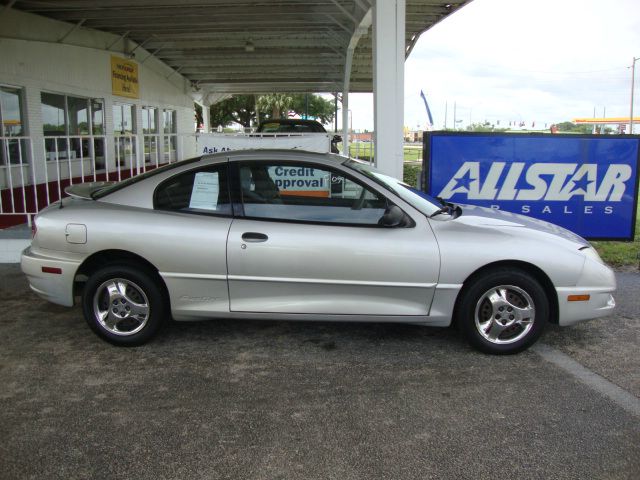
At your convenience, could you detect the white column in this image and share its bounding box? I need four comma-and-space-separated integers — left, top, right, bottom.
341, 91, 349, 156
200, 101, 210, 133
373, 0, 405, 179
341, 10, 372, 157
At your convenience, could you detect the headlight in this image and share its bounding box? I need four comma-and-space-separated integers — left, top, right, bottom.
580, 246, 604, 264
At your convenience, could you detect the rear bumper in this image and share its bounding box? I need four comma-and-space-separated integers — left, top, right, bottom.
20, 247, 81, 307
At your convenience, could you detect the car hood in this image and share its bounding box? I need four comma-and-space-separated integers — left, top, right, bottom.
457, 204, 588, 246
64, 182, 115, 200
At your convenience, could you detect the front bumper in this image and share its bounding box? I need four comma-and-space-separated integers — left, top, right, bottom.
21, 247, 81, 307
556, 256, 616, 326
556, 287, 616, 326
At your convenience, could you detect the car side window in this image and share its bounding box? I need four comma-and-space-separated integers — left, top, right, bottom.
154, 165, 231, 215
239, 162, 388, 225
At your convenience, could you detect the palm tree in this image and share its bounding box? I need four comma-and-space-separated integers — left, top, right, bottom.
257, 93, 293, 119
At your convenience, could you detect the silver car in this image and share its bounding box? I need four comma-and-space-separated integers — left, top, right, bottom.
21, 150, 616, 354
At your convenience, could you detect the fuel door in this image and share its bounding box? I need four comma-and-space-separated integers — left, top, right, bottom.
65, 224, 87, 244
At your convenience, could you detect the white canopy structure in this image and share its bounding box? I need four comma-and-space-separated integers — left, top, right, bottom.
7, 0, 471, 177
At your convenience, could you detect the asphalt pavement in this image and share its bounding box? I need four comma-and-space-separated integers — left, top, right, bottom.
0, 264, 638, 480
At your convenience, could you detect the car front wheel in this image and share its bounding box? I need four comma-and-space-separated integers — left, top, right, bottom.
82, 265, 166, 346
456, 268, 548, 354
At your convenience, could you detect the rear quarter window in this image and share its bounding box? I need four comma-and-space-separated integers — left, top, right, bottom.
154, 164, 231, 215
93, 157, 201, 199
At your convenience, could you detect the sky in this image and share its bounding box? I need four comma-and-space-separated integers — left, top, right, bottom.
345, 0, 640, 132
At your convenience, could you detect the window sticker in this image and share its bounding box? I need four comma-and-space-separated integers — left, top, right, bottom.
189, 172, 219, 210
268, 166, 331, 198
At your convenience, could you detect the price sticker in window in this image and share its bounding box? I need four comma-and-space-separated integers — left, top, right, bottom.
189, 172, 219, 210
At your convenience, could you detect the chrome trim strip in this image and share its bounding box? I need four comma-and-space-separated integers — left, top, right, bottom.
227, 275, 435, 288
161, 272, 227, 281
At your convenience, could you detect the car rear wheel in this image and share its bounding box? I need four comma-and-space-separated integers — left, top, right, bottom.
82, 265, 166, 346
456, 268, 548, 354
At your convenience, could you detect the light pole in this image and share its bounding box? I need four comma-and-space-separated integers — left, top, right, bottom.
630, 56, 639, 134
453, 102, 457, 130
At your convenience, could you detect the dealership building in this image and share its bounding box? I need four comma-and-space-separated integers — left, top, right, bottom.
0, 0, 468, 232
0, 7, 197, 229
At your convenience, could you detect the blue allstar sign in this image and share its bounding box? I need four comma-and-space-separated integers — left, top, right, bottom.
423, 132, 640, 240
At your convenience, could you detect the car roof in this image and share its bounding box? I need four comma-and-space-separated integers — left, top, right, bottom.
257, 119, 326, 132
199, 148, 344, 165
260, 119, 323, 126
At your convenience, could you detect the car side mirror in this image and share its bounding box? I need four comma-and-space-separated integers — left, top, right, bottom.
379, 205, 407, 228
332, 134, 342, 143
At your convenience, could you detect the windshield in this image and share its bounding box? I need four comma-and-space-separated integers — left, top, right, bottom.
344, 159, 442, 216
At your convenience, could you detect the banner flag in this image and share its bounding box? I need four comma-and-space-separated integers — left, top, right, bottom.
420, 90, 434, 127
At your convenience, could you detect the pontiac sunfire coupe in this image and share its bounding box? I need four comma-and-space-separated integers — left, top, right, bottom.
21, 150, 616, 354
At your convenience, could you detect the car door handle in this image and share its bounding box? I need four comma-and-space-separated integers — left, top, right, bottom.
241, 232, 269, 243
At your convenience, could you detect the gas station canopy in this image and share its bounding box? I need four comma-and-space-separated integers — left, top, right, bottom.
10, 0, 469, 93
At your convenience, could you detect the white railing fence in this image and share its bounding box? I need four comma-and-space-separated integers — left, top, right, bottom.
349, 140, 375, 163
1, 136, 35, 216
0, 134, 196, 224
2, 133, 393, 226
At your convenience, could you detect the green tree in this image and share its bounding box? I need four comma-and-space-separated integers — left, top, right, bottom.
257, 93, 293, 119
289, 94, 335, 124
465, 121, 508, 133
209, 95, 256, 128
555, 121, 592, 134
208, 93, 336, 128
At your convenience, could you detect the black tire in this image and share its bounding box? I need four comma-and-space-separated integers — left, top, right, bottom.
82, 264, 167, 346
455, 268, 548, 354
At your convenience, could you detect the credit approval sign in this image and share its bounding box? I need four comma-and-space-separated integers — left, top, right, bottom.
268, 165, 330, 197
424, 132, 639, 240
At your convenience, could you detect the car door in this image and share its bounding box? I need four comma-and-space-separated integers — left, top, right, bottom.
151, 162, 233, 318
226, 159, 440, 317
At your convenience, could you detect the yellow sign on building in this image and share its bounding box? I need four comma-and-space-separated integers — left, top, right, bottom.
111, 56, 139, 99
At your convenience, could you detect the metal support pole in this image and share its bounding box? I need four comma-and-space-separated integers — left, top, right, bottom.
166, 66, 183, 80
630, 57, 638, 135
350, 109, 353, 135
334, 93, 338, 133
326, 14, 352, 34
107, 31, 130, 50
342, 88, 350, 156
128, 35, 155, 57
329, 0, 359, 23
255, 94, 260, 128
453, 102, 457, 130
142, 43, 168, 64
444, 101, 448, 129
58, 19, 85, 43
